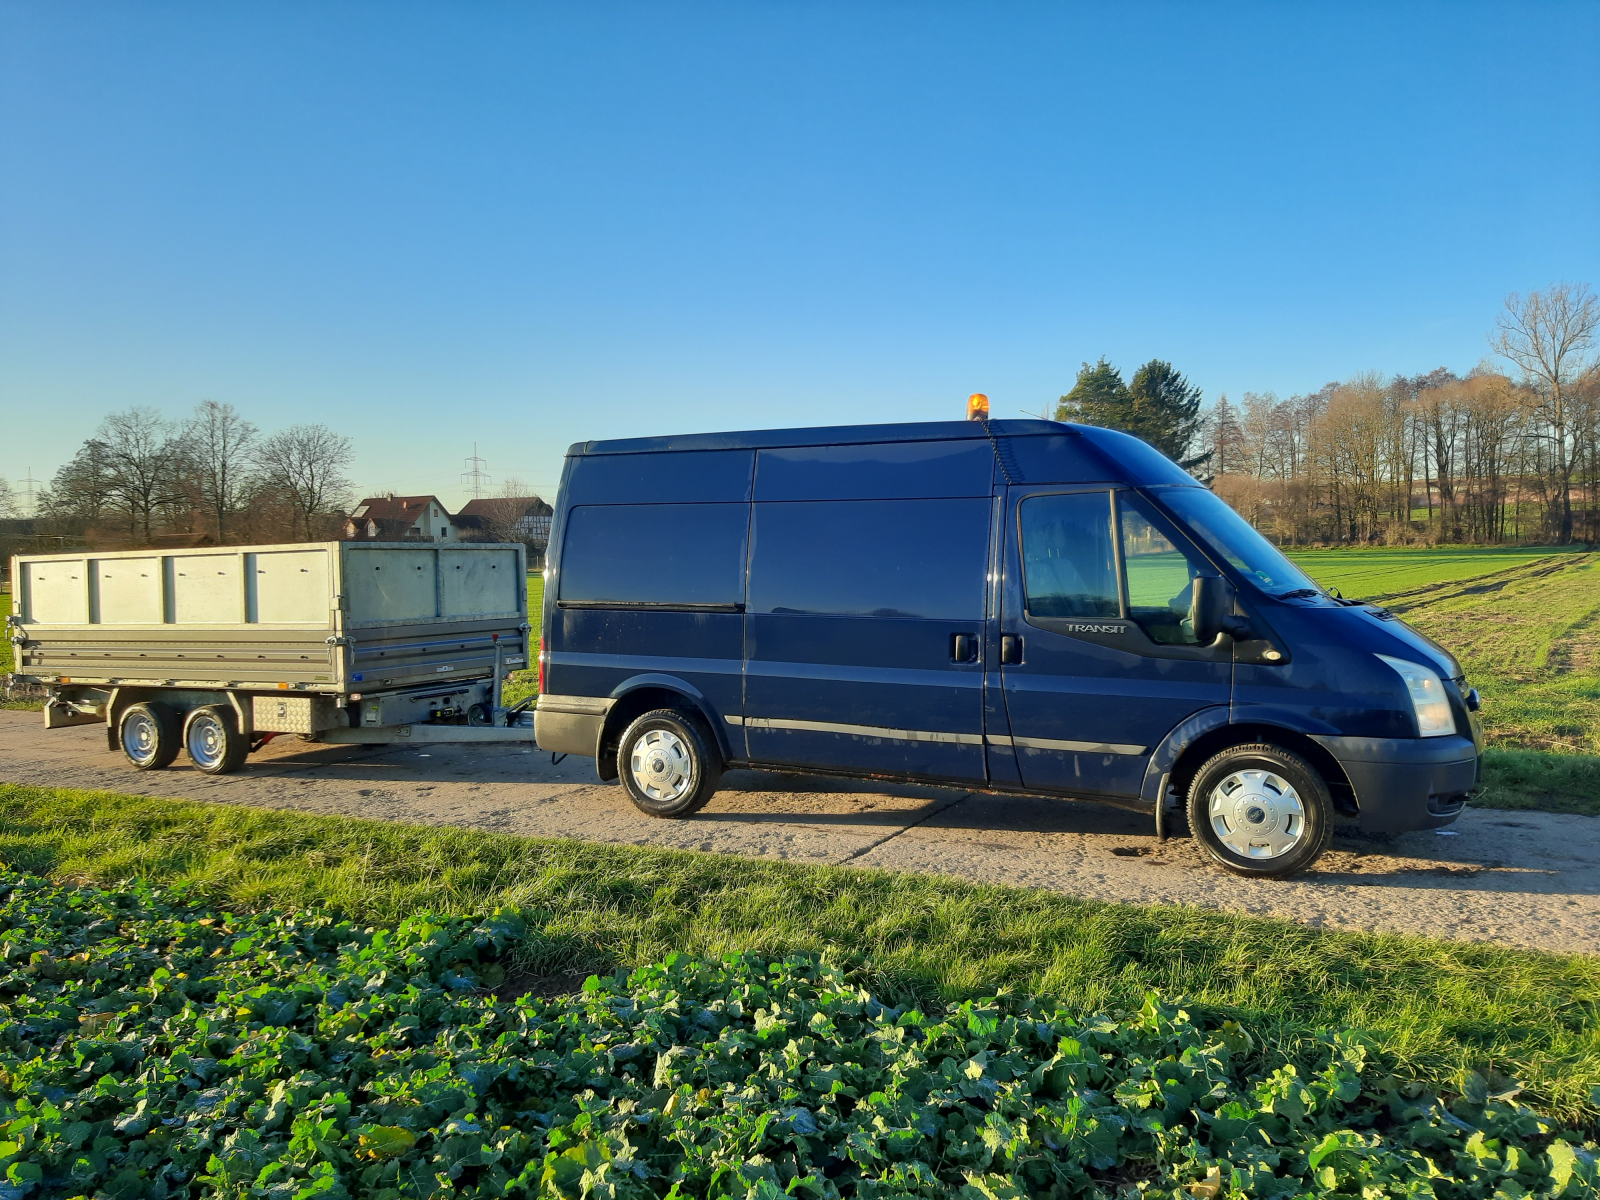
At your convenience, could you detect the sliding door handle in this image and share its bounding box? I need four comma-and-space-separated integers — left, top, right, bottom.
951, 633, 979, 663
1000, 634, 1023, 665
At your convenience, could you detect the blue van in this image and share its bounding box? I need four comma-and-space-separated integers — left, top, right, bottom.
534, 420, 1482, 877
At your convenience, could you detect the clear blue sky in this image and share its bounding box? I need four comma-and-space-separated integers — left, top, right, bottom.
2, 1, 1596, 508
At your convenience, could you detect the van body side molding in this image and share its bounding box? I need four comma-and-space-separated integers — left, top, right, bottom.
743, 715, 984, 746
987, 733, 1146, 756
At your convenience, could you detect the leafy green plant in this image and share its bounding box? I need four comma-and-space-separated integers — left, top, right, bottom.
1, 870, 1594, 1199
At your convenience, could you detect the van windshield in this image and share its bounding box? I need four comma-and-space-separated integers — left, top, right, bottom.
1154, 487, 1321, 598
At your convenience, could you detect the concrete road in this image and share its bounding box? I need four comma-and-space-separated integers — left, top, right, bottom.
3, 710, 1596, 956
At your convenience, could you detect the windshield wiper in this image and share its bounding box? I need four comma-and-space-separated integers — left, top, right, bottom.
1275, 588, 1322, 600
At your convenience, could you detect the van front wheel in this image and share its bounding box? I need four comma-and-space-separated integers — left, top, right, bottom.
1187, 744, 1334, 878
618, 708, 721, 818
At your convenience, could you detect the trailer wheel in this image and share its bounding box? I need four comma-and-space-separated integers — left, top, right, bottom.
184, 706, 249, 775
119, 702, 181, 770
1187, 743, 1334, 878
617, 708, 721, 818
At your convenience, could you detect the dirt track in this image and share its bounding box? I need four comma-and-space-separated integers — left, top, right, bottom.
3, 709, 1597, 956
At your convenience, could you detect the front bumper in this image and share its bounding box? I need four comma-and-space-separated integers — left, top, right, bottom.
1311, 734, 1480, 834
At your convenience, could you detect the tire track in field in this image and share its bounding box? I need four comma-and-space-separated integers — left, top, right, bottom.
1380, 552, 1591, 614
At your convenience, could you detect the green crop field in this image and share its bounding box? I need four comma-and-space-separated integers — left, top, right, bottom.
4, 783, 1600, 1130
6, 859, 1593, 1198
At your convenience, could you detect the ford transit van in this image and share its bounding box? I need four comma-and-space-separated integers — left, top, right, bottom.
534, 420, 1482, 877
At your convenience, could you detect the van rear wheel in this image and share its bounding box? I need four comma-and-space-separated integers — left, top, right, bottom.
618, 708, 721, 818
1187, 743, 1334, 878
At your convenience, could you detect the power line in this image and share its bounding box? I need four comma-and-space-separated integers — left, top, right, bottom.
461, 443, 491, 499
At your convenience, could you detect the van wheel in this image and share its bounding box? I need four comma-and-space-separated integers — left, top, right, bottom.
1187, 743, 1334, 878
119, 702, 181, 770
184, 706, 249, 775
618, 708, 721, 818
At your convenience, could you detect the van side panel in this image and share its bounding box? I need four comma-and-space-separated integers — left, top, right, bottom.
754, 441, 993, 501
562, 450, 755, 505
540, 448, 757, 758
742, 495, 990, 783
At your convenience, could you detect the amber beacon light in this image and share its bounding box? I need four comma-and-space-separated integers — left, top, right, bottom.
966, 393, 989, 421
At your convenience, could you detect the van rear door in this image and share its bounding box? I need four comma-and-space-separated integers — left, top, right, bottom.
739, 441, 994, 785
996, 485, 1232, 798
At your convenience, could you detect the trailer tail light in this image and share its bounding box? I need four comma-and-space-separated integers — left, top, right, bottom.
538, 637, 546, 695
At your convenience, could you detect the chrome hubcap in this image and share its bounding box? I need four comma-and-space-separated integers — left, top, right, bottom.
123, 713, 158, 764
1208, 769, 1305, 859
188, 715, 226, 768
630, 729, 692, 802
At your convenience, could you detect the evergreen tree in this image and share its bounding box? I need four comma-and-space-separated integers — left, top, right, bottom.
1128, 359, 1212, 474
1055, 357, 1212, 476
1054, 358, 1131, 426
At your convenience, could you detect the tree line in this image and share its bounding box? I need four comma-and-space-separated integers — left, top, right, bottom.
21, 403, 355, 547
1065, 284, 1600, 546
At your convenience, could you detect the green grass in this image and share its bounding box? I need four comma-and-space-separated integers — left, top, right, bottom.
1480, 749, 1600, 816
1285, 545, 1584, 601
1289, 550, 1600, 789
4, 782, 1599, 1122
500, 570, 544, 707
0, 583, 36, 711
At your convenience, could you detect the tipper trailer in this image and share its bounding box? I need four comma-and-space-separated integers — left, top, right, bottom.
7, 540, 536, 773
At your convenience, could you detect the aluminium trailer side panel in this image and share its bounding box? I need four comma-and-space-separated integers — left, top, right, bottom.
9, 541, 528, 694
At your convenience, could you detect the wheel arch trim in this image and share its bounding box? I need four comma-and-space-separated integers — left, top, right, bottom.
1142, 708, 1358, 816
596, 674, 733, 772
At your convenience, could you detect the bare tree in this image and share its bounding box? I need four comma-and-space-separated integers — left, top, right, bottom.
1493, 283, 1600, 542
187, 400, 258, 543
253, 424, 354, 542
0, 478, 18, 520
98, 407, 188, 542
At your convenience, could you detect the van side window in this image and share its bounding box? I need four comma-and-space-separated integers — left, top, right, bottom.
749, 498, 988, 619
1119, 496, 1201, 645
1019, 492, 1119, 618
559, 504, 748, 608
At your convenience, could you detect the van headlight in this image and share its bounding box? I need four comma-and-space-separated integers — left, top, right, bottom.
1376, 654, 1455, 737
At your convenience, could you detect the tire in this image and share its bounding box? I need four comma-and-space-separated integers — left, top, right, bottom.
183, 705, 249, 775
1187, 743, 1334, 878
119, 702, 181, 770
617, 708, 722, 818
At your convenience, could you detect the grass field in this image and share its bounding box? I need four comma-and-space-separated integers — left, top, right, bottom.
1290, 551, 1600, 756
4, 782, 1598, 1124
1284, 545, 1587, 600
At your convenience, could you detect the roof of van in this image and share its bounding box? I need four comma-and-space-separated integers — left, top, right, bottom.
569, 419, 1070, 456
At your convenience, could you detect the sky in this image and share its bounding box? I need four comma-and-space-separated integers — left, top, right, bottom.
2, 1, 1597, 511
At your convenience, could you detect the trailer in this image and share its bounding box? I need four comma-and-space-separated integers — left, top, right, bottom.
7, 540, 537, 773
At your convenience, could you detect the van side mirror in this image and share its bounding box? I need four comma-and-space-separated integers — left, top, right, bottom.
1191, 576, 1245, 644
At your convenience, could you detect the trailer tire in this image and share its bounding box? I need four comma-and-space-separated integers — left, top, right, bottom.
1187, 743, 1334, 878
119, 702, 181, 770
617, 708, 721, 818
184, 705, 249, 775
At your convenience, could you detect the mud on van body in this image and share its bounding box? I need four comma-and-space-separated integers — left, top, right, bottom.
534, 420, 1483, 877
